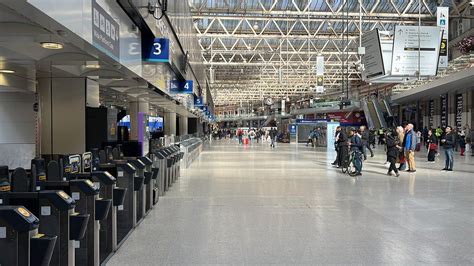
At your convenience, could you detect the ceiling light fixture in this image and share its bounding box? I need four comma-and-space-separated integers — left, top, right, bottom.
0, 69, 15, 74
85, 64, 101, 69
40, 42, 64, 50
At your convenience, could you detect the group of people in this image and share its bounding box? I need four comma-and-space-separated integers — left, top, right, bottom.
332, 123, 467, 177
235, 128, 279, 148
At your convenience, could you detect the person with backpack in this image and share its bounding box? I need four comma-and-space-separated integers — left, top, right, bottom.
403, 123, 417, 173
237, 128, 243, 144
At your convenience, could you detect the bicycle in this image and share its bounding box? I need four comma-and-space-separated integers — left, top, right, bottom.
341, 150, 363, 176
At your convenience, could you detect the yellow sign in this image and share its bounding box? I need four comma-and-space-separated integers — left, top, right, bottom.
17, 207, 31, 217
38, 175, 46, 181
0, 185, 11, 192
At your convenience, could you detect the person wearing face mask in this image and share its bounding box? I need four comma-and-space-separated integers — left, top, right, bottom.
441, 126, 455, 171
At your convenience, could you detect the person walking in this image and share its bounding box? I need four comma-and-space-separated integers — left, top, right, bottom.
458, 129, 466, 156
396, 126, 406, 171
237, 128, 243, 144
306, 129, 315, 147
385, 129, 400, 177
360, 126, 374, 160
441, 126, 455, 171
332, 126, 348, 167
348, 128, 363, 176
269, 127, 277, 148
403, 123, 417, 173
426, 129, 438, 163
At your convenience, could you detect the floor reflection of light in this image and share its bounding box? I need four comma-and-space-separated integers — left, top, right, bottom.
409, 175, 416, 196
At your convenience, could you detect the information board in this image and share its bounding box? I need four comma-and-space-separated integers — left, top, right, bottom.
440, 94, 448, 127
437, 7, 449, 68
362, 29, 385, 80
391, 26, 442, 77
456, 94, 463, 131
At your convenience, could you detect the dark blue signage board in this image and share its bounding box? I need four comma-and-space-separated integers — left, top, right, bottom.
194, 95, 204, 106
170, 80, 193, 94
144, 38, 170, 62
289, 124, 297, 134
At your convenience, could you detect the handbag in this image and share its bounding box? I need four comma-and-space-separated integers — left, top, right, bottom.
429, 143, 438, 151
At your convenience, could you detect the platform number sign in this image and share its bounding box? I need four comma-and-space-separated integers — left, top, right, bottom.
170, 80, 193, 94
144, 38, 170, 63
194, 96, 204, 106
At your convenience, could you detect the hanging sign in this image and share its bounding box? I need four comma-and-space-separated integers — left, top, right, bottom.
428, 100, 435, 127
440, 94, 448, 127
92, 0, 120, 60
361, 29, 385, 80
144, 38, 170, 62
391, 26, 442, 76
437, 7, 449, 68
170, 80, 193, 94
194, 95, 204, 106
316, 56, 325, 92
456, 94, 463, 131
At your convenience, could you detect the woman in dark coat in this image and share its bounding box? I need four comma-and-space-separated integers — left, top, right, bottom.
386, 130, 400, 177
426, 129, 438, 162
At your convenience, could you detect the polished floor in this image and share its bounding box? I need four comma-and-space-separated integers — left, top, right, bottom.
108, 140, 474, 265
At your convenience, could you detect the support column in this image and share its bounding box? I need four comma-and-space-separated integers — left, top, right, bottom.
164, 112, 176, 136
38, 77, 88, 155
179, 116, 188, 136
129, 100, 149, 141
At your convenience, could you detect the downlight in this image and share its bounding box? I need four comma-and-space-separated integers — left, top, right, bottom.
0, 69, 15, 74
41, 42, 64, 50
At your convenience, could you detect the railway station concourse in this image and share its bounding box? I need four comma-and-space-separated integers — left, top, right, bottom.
0, 0, 473, 265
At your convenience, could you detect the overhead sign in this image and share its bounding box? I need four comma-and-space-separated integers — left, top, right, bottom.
194, 95, 204, 106
362, 29, 385, 80
92, 0, 120, 60
437, 7, 449, 68
316, 56, 324, 92
144, 38, 170, 63
289, 124, 297, 135
170, 80, 193, 94
391, 26, 442, 77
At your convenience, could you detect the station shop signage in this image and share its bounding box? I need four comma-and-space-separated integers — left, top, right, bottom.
456, 94, 463, 131
92, 0, 120, 60
428, 100, 435, 127
170, 80, 193, 94
194, 96, 204, 106
437, 7, 449, 68
144, 38, 170, 63
440, 94, 448, 127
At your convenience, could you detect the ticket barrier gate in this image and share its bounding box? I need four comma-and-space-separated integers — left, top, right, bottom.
68, 171, 122, 264
98, 161, 137, 246
153, 150, 167, 196
0, 205, 57, 266
138, 156, 158, 213
1, 167, 88, 266
43, 160, 112, 266
126, 159, 146, 224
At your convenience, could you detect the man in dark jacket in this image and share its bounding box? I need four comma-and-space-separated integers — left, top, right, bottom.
441, 126, 455, 171
349, 128, 363, 175
360, 126, 374, 160
333, 126, 348, 167
269, 128, 277, 148
386, 130, 400, 177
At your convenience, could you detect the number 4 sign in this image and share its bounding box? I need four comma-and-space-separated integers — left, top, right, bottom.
144, 38, 170, 62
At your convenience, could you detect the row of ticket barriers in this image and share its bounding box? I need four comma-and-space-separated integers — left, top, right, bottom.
0, 144, 184, 266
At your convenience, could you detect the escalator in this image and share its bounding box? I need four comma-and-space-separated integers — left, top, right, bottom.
361, 100, 376, 129
371, 97, 388, 129
367, 100, 382, 129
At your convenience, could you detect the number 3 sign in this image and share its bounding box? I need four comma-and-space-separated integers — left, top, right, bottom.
144, 38, 170, 62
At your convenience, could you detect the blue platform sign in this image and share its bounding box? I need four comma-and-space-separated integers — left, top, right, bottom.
170, 80, 193, 94
144, 38, 170, 62
194, 95, 204, 106
199, 105, 208, 112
